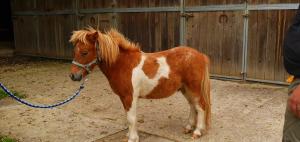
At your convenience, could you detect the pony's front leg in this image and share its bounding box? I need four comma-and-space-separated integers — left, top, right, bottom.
120, 94, 139, 142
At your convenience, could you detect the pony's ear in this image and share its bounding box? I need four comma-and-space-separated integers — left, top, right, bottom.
86, 32, 98, 43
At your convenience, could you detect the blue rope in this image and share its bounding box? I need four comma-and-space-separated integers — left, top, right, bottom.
0, 82, 85, 109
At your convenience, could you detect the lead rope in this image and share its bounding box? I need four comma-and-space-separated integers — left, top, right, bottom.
0, 41, 100, 109
0, 78, 88, 109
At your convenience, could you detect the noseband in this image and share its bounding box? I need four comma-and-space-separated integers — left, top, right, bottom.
72, 42, 101, 74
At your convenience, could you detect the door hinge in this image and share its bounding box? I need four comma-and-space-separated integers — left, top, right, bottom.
180, 13, 194, 18
242, 10, 249, 17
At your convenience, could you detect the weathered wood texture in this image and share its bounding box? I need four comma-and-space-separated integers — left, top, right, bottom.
249, 0, 300, 4
11, 0, 180, 58
13, 15, 76, 58
78, 13, 114, 31
186, 11, 244, 77
186, 0, 300, 5
13, 16, 38, 55
117, 12, 180, 52
79, 0, 180, 8
38, 15, 77, 59
10, 0, 299, 83
11, 0, 36, 11
11, 0, 76, 11
186, 0, 245, 6
247, 10, 297, 82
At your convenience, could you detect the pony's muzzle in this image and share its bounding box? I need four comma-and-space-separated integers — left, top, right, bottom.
69, 73, 82, 81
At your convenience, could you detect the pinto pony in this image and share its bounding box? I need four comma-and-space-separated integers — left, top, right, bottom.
69, 27, 211, 142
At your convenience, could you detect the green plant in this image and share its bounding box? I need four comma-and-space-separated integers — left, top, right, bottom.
0, 89, 25, 100
0, 136, 17, 142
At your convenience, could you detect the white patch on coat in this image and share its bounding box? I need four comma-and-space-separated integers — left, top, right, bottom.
194, 103, 205, 136
126, 54, 171, 142
131, 55, 170, 97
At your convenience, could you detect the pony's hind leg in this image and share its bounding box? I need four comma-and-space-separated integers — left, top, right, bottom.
182, 87, 197, 134
193, 103, 205, 139
184, 103, 197, 133
182, 87, 206, 139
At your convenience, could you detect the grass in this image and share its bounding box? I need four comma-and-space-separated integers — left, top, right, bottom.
0, 89, 25, 100
0, 136, 17, 142
0, 90, 22, 142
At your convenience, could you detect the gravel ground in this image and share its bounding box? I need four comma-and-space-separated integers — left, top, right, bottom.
0, 56, 288, 142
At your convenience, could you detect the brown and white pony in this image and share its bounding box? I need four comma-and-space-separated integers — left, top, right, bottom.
69, 27, 211, 142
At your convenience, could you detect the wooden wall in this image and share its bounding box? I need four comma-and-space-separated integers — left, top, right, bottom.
11, 0, 180, 57
10, 0, 300, 83
186, 0, 243, 5
186, 11, 244, 77
247, 10, 297, 82
79, 0, 180, 8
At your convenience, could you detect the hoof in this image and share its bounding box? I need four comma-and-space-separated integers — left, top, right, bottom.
128, 137, 139, 142
128, 139, 139, 142
184, 128, 193, 134
184, 125, 194, 134
192, 133, 202, 139
122, 138, 128, 142
192, 129, 202, 139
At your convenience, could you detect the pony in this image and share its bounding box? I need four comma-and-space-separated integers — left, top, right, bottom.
69, 27, 211, 142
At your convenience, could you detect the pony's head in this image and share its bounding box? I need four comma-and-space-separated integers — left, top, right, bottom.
69, 27, 140, 81
69, 28, 100, 81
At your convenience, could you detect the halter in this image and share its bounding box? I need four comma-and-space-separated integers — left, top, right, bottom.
72, 42, 101, 74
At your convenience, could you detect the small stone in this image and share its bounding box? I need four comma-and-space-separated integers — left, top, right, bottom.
138, 119, 144, 123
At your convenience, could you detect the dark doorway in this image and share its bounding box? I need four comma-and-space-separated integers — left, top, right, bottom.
0, 0, 14, 43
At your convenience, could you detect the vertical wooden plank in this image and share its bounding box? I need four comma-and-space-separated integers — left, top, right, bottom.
274, 10, 285, 81
256, 11, 268, 79
186, 0, 242, 6
167, 13, 174, 48
11, 0, 36, 11
221, 12, 232, 76
38, 16, 56, 57
37, 0, 75, 11
79, 0, 112, 9
206, 12, 218, 74
13, 16, 38, 55
154, 13, 162, 51
247, 11, 258, 79
264, 10, 276, 81
55, 15, 77, 59
161, 12, 168, 51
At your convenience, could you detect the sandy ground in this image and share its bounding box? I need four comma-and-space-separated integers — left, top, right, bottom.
0, 57, 288, 142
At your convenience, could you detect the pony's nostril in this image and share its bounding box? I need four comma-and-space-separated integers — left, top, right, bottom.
69, 73, 82, 81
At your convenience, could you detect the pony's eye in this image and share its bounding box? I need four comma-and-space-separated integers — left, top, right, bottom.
80, 52, 88, 57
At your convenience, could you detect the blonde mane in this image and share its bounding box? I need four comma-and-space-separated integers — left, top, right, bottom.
70, 27, 140, 65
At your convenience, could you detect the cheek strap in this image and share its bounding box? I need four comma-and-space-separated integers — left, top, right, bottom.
72, 41, 101, 74
72, 59, 98, 74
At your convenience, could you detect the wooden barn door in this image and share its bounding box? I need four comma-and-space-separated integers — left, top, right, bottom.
185, 1, 246, 79
246, 1, 299, 84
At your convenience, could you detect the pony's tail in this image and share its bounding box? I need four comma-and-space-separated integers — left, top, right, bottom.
201, 55, 211, 130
